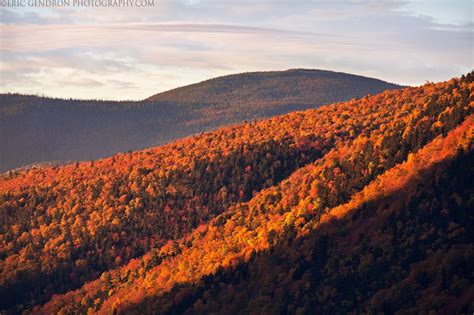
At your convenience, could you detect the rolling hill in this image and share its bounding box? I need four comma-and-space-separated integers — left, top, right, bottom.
0, 72, 472, 314
0, 69, 401, 172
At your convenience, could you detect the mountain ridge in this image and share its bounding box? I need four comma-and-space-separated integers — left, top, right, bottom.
147, 68, 402, 102
0, 69, 401, 172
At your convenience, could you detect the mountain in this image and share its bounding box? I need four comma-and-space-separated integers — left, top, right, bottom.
147, 69, 399, 106
0, 72, 472, 314
0, 69, 401, 172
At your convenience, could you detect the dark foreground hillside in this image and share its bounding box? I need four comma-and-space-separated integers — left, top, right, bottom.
0, 69, 400, 172
0, 72, 472, 314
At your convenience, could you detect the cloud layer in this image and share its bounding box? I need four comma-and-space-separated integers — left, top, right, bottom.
0, 0, 472, 100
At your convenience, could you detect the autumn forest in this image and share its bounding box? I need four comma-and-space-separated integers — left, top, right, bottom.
0, 71, 473, 314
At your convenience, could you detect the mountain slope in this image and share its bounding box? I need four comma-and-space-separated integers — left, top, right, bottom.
0, 69, 401, 172
111, 116, 474, 314
31, 75, 473, 315
145, 117, 473, 314
0, 73, 471, 313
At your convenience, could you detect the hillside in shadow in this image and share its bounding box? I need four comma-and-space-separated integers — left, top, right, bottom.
0, 69, 401, 172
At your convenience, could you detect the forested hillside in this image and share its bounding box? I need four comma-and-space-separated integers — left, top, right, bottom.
0, 69, 400, 172
0, 72, 472, 314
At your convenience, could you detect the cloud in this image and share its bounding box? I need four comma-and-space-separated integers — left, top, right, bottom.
0, 1, 472, 100
107, 79, 138, 89
0, 23, 318, 52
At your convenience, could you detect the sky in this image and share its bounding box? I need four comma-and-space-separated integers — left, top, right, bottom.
0, 0, 472, 100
